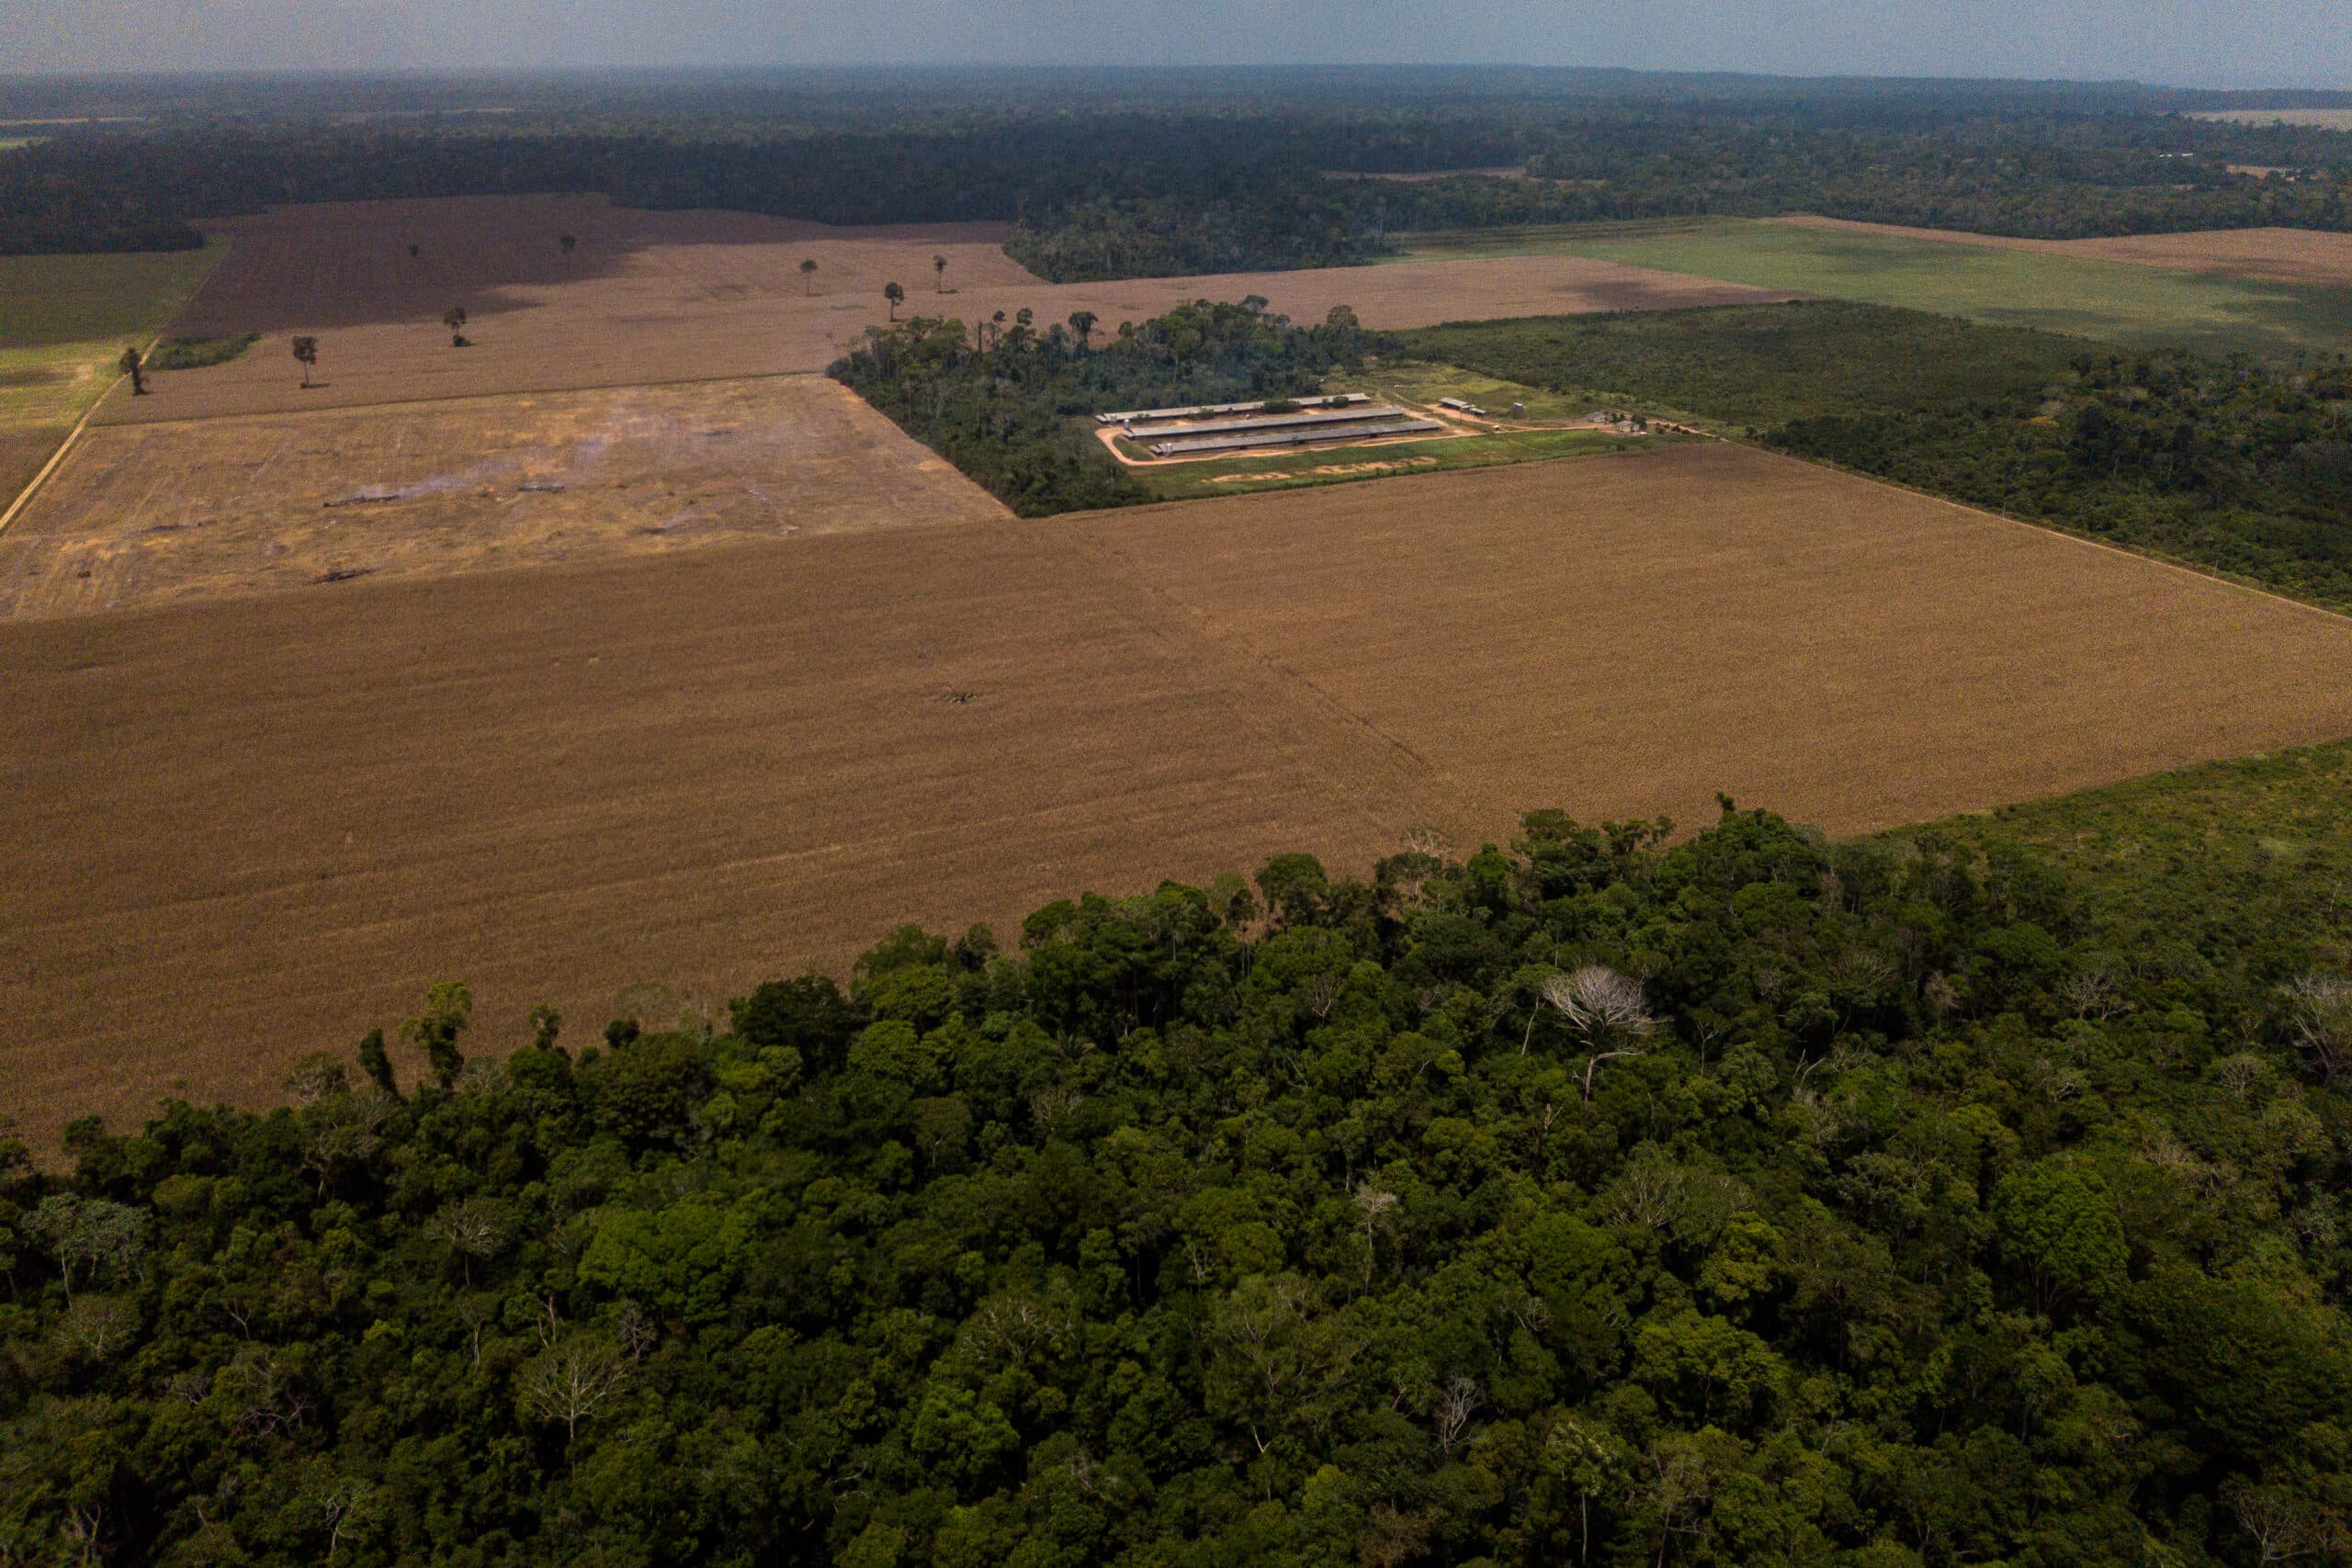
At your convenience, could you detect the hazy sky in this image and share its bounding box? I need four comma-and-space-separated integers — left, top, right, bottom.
3, 0, 2347, 87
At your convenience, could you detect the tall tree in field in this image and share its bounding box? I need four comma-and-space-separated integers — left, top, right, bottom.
933, 254, 947, 292
884, 281, 905, 321
1068, 310, 1097, 352
443, 306, 469, 347
118, 345, 146, 396
291, 335, 319, 389
559, 233, 576, 256
799, 258, 818, 296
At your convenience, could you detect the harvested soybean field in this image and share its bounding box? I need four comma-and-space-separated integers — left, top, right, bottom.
0, 525, 1438, 1148
0, 375, 1006, 618
12, 443, 2352, 1145
95, 193, 1799, 423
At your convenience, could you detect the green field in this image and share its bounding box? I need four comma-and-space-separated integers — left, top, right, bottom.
1395, 217, 2352, 357
1340, 355, 1621, 424
0, 242, 225, 507
1116, 423, 1669, 502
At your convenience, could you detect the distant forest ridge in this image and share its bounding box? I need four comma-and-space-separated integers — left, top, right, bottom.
4, 71, 2350, 269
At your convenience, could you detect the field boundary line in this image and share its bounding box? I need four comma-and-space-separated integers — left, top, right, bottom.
4, 242, 232, 536
1743, 441, 2352, 630
0, 369, 126, 537
92, 367, 832, 432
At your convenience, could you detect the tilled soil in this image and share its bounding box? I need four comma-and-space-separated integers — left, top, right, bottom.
97, 193, 1799, 423
10, 443, 2352, 1146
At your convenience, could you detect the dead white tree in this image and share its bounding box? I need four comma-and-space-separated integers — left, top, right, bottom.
425, 1197, 512, 1285
516, 1331, 628, 1442
2283, 974, 2352, 1085
1543, 964, 1657, 1100
1433, 1376, 1484, 1454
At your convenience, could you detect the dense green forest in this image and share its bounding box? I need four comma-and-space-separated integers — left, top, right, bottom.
6, 737, 2352, 1564
829, 299, 1375, 515
5, 70, 2350, 271
1404, 302, 2352, 606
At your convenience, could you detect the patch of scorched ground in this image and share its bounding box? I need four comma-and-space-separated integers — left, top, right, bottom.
95, 192, 1801, 423
0, 375, 1007, 617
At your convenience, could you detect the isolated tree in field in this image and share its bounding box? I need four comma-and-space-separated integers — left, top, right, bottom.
442, 306, 469, 347
799, 257, 818, 296
884, 281, 905, 321
559, 233, 576, 256
933, 253, 947, 291
291, 334, 319, 388
1068, 310, 1097, 352
406, 243, 420, 259
118, 344, 146, 396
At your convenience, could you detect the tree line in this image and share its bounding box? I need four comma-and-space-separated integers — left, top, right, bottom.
6, 753, 2352, 1562
4, 76, 2347, 274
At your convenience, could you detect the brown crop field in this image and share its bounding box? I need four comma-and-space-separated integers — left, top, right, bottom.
96, 193, 1796, 423
1776, 214, 2352, 288
9, 442, 2352, 1145
0, 375, 1005, 618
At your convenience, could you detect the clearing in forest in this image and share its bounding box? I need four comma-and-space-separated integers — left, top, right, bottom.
93, 193, 1797, 423
0, 376, 1007, 618
9, 443, 2352, 1144
1394, 216, 2352, 356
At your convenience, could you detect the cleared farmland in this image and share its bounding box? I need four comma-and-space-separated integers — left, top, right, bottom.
1398, 215, 2352, 355
96, 193, 1797, 423
0, 375, 1006, 618
1775, 215, 2352, 289
11, 444, 2352, 1145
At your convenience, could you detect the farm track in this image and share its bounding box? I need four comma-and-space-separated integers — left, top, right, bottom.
11, 445, 2352, 1146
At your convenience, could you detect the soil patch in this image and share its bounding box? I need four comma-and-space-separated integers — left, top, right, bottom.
1, 376, 1006, 618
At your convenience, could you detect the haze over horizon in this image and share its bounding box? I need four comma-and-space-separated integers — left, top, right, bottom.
2, 0, 2348, 90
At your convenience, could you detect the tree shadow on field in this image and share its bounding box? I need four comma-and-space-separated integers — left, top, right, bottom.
174, 191, 1013, 335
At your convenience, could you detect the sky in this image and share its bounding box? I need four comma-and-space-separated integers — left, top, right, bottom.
1, 0, 2347, 88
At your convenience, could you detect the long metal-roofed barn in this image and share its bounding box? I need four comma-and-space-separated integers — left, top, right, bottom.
1146, 416, 1444, 457
1097, 393, 1369, 425
1134, 405, 1414, 442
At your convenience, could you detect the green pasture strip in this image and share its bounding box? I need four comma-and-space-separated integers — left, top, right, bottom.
1341, 356, 1622, 424
1122, 424, 1671, 502
0, 240, 224, 350
1433, 217, 2352, 358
